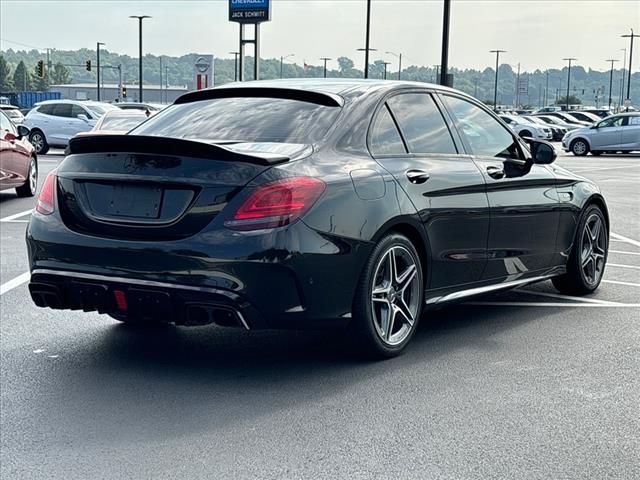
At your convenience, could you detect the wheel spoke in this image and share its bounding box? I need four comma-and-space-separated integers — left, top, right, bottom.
395, 298, 415, 327
397, 264, 417, 292
388, 250, 398, 284
590, 218, 601, 241
382, 304, 395, 340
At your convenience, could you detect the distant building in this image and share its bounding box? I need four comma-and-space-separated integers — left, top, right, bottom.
49, 83, 189, 104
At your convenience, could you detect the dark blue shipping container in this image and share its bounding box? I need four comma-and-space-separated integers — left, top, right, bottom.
1, 91, 61, 109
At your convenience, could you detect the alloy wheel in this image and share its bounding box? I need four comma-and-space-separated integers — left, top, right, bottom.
31, 133, 44, 153
28, 159, 37, 194
580, 213, 606, 286
572, 140, 587, 155
370, 246, 421, 346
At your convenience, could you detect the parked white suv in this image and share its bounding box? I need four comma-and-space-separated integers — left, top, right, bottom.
499, 114, 553, 140
24, 100, 117, 154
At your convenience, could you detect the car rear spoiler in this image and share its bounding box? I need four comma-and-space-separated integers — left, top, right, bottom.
66, 135, 290, 166
175, 87, 344, 107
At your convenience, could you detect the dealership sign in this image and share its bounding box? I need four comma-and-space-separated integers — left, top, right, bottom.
193, 55, 214, 90
229, 0, 271, 23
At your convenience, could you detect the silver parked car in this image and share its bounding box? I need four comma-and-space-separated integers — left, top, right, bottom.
562, 113, 640, 156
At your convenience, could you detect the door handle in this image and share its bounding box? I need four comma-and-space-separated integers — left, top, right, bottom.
406, 170, 430, 184
486, 166, 505, 179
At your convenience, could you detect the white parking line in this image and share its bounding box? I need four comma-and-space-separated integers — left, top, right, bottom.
610, 250, 640, 256
611, 232, 640, 249
515, 289, 621, 305
607, 263, 640, 270
0, 209, 33, 223
0, 271, 31, 296
602, 279, 640, 288
468, 301, 640, 308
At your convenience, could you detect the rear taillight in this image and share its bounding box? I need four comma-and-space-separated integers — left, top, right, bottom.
36, 170, 56, 215
224, 177, 325, 231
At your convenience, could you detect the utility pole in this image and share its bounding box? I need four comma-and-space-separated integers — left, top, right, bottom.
364, 0, 372, 78
130, 15, 151, 102
383, 61, 391, 80
515, 62, 521, 107
490, 49, 506, 112
440, 0, 451, 86
46, 48, 51, 72
229, 52, 239, 81
562, 57, 577, 111
320, 57, 331, 78
386, 51, 402, 80
606, 59, 618, 109
159, 56, 162, 103
280, 54, 294, 79
621, 29, 639, 109
164, 65, 168, 103
357, 47, 377, 79
544, 69, 549, 106
96, 42, 105, 101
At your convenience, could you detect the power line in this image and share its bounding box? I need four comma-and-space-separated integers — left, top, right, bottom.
0, 38, 46, 51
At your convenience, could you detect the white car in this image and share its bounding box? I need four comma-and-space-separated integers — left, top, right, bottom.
24, 100, 117, 154
562, 113, 640, 156
499, 114, 553, 140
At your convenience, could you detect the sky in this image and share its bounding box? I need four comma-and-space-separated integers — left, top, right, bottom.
1, 0, 638, 72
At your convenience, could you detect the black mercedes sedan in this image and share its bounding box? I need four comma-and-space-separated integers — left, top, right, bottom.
26, 79, 609, 357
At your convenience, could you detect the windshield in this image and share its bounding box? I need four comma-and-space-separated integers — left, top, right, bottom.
130, 97, 341, 144
99, 114, 147, 131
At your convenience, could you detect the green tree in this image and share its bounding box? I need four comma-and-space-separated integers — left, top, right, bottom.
13, 60, 31, 91
555, 95, 582, 106
337, 56, 354, 73
0, 55, 15, 91
50, 62, 70, 84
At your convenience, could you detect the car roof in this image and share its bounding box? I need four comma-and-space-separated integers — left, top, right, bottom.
0, 104, 19, 109
176, 78, 461, 106
103, 109, 149, 117
34, 100, 109, 106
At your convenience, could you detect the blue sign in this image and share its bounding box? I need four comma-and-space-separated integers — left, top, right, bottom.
229, 0, 271, 23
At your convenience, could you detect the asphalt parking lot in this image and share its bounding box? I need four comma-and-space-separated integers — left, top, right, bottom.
1, 149, 638, 479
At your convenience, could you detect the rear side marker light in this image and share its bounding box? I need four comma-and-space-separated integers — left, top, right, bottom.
113, 290, 128, 311
225, 177, 326, 231
36, 170, 57, 215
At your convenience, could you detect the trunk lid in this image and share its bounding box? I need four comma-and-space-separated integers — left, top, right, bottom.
56, 135, 310, 240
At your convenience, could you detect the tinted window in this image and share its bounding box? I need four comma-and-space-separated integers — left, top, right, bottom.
597, 116, 623, 128
37, 104, 55, 115
443, 95, 518, 158
369, 104, 405, 155
131, 97, 341, 143
387, 93, 457, 154
627, 116, 640, 126
71, 105, 88, 118
51, 104, 73, 118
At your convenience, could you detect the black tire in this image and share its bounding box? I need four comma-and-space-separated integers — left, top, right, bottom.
570, 138, 590, 156
552, 204, 608, 295
15, 156, 37, 198
350, 233, 424, 358
29, 130, 49, 155
519, 130, 532, 139
591, 151, 602, 156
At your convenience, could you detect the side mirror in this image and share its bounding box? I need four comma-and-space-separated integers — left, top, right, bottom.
16, 124, 30, 139
77, 114, 90, 122
529, 139, 557, 165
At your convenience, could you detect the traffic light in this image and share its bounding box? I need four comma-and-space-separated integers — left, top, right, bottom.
122, 86, 127, 98
36, 60, 45, 78
85, 60, 92, 72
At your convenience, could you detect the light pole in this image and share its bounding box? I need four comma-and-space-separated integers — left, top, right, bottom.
562, 57, 577, 111
433, 64, 441, 83
440, 0, 451, 86
129, 15, 151, 102
96, 42, 105, 101
280, 54, 294, 79
164, 65, 168, 103
364, 0, 372, 79
620, 48, 627, 110
386, 51, 402, 80
544, 69, 549, 106
357, 47, 377, 79
606, 59, 618, 109
320, 57, 332, 78
490, 49, 506, 112
382, 61, 391, 80
621, 29, 639, 109
229, 52, 239, 81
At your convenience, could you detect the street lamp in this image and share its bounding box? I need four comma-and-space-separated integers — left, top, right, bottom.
606, 59, 618, 109
96, 42, 105, 101
382, 61, 391, 80
319, 57, 332, 78
229, 51, 239, 81
129, 15, 151, 102
357, 48, 377, 79
562, 57, 577, 111
621, 29, 639, 109
490, 49, 506, 112
440, 0, 451, 86
363, 0, 372, 79
386, 51, 402, 80
280, 53, 294, 79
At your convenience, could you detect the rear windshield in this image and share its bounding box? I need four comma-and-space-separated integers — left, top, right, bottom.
100, 115, 147, 131
130, 97, 341, 143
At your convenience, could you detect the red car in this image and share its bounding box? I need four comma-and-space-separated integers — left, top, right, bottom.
1, 109, 37, 197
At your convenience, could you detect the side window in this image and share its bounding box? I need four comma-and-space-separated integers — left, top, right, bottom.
369, 104, 406, 155
387, 93, 457, 154
37, 104, 55, 115
51, 104, 73, 118
627, 116, 640, 126
442, 95, 520, 159
598, 117, 623, 128
71, 105, 88, 119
